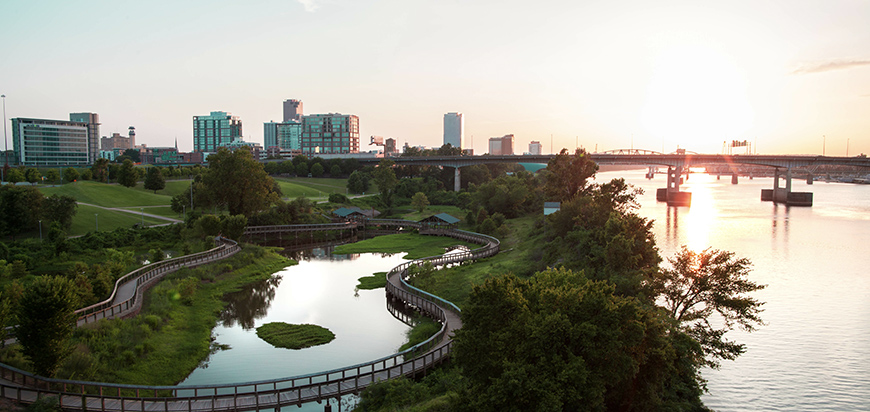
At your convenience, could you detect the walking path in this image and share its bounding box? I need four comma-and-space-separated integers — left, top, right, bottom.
77, 202, 182, 224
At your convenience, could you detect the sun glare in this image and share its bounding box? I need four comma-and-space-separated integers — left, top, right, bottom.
641, 46, 754, 149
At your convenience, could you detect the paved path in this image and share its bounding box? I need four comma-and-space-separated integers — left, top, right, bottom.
77, 202, 182, 224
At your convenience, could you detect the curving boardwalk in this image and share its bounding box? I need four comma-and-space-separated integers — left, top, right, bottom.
0, 222, 499, 411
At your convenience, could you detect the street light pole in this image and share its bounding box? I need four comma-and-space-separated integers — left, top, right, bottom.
141, 208, 144, 226
95, 214, 99, 231
38, 220, 42, 241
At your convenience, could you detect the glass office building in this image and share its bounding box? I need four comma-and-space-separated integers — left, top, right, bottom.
264, 120, 302, 151
193, 111, 242, 152
300, 113, 359, 155
11, 118, 91, 165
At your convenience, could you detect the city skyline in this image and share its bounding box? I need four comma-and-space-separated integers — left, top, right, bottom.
1, 0, 869, 156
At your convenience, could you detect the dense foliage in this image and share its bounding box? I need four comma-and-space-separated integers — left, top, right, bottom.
255, 322, 335, 349
201, 147, 279, 216
14, 275, 79, 377
453, 268, 706, 411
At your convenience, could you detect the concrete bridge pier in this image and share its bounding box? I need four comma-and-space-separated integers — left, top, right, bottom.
656, 166, 692, 206
761, 168, 813, 206
454, 167, 460, 192
731, 174, 739, 184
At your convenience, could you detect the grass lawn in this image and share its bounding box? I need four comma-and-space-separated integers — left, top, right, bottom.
70, 204, 170, 236
131, 180, 192, 198
41, 181, 173, 207
333, 233, 477, 260
410, 215, 541, 308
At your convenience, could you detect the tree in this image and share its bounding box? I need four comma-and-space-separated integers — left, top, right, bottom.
198, 214, 222, 237
347, 170, 370, 194
122, 149, 140, 163
144, 167, 166, 193
310, 163, 324, 177
45, 169, 60, 184
0, 185, 43, 239
220, 214, 248, 241
41, 194, 78, 230
453, 268, 705, 411
295, 162, 308, 177
63, 167, 79, 183
14, 275, 78, 377
202, 147, 279, 217
410, 192, 429, 213
372, 159, 398, 208
25, 168, 40, 185
91, 158, 110, 183
330, 164, 342, 177
651, 246, 766, 368
6, 168, 23, 183
117, 159, 138, 188
544, 148, 599, 202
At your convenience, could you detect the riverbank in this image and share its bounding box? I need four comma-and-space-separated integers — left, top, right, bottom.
333, 233, 476, 260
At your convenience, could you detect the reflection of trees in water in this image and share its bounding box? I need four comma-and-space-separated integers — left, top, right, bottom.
220, 275, 282, 330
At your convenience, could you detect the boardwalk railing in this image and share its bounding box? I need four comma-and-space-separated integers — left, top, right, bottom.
75, 237, 241, 325
0, 222, 499, 411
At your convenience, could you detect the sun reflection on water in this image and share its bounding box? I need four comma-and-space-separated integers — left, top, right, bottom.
681, 173, 717, 253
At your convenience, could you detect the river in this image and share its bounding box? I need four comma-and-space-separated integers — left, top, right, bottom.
603, 170, 870, 411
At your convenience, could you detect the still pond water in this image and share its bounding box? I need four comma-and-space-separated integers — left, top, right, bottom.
180, 248, 412, 411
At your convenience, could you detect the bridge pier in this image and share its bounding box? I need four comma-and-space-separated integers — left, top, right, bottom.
731, 174, 738, 184
656, 166, 691, 206
454, 167, 460, 192
761, 168, 813, 206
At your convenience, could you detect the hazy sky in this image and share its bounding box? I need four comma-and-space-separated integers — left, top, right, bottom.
2, 0, 868, 155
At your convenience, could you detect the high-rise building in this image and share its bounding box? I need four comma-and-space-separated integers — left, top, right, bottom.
300, 113, 359, 154
443, 112, 464, 149
193, 111, 242, 152
69, 112, 100, 162
488, 134, 515, 155
11, 117, 90, 165
264, 120, 303, 151
283, 99, 303, 122
529, 141, 542, 155
385, 138, 397, 155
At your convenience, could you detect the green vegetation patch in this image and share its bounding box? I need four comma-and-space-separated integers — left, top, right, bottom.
256, 322, 335, 350
41, 181, 173, 207
69, 204, 169, 237
399, 317, 441, 352
357, 272, 387, 290
333, 233, 476, 260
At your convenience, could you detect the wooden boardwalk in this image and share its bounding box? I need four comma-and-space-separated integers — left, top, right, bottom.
0, 223, 499, 412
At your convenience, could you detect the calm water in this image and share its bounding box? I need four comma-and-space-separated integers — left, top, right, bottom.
180, 248, 413, 411
602, 170, 870, 412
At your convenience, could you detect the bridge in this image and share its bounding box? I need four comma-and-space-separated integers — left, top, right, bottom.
358, 152, 870, 206
0, 222, 499, 412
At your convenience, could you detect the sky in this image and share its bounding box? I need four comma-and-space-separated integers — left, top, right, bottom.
1, 0, 869, 156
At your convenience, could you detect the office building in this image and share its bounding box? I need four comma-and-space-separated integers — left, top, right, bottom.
264, 120, 303, 151
69, 112, 100, 162
529, 141, 542, 155
488, 134, 515, 155
300, 113, 359, 155
11, 117, 90, 165
193, 111, 242, 152
101, 127, 136, 151
385, 138, 397, 155
443, 112, 464, 149
283, 99, 303, 122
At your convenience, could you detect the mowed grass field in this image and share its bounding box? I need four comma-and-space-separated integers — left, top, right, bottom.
273, 177, 356, 199
70, 204, 169, 236
41, 181, 174, 207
